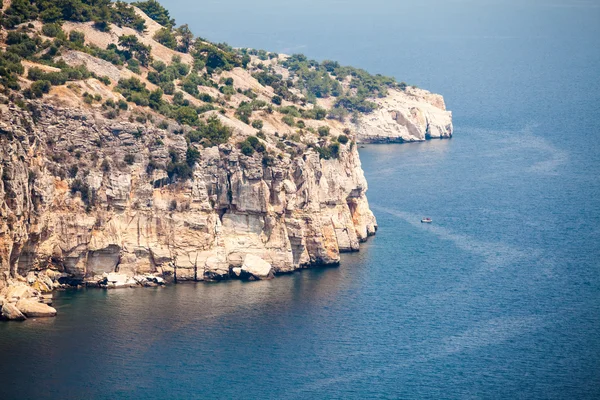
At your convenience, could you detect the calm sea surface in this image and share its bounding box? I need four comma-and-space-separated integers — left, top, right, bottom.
1, 0, 600, 398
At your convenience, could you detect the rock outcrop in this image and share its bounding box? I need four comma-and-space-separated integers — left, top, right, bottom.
15, 299, 57, 318
0, 98, 377, 293
0, 281, 56, 320
239, 254, 274, 280
0, 0, 457, 323
1, 303, 26, 321
355, 87, 453, 143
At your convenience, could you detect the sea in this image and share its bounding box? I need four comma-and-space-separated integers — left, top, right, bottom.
1, 0, 599, 398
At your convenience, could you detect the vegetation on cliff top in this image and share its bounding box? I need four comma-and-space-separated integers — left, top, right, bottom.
0, 0, 403, 192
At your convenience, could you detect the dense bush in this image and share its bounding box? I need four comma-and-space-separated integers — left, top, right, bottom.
24, 80, 51, 98
318, 126, 330, 137
117, 35, 152, 67
301, 106, 327, 120
2, 0, 146, 32
337, 134, 349, 144
271, 95, 282, 105
238, 135, 265, 156
41, 23, 65, 38
174, 106, 198, 126
5, 31, 41, 58
28, 64, 91, 85
235, 102, 254, 124
192, 41, 241, 73
69, 30, 86, 47
117, 77, 165, 108
315, 142, 340, 160
185, 115, 232, 147
279, 53, 402, 113
282, 115, 295, 127
134, 0, 175, 27
0, 50, 24, 89
153, 27, 177, 49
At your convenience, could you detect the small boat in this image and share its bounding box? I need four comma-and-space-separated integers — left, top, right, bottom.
421, 218, 432, 223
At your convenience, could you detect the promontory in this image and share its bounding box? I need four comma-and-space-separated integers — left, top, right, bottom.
0, 0, 452, 319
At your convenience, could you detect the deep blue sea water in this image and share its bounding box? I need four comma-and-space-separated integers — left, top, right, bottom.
1, 0, 600, 398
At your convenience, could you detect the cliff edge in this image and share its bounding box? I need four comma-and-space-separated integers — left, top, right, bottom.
355, 87, 453, 143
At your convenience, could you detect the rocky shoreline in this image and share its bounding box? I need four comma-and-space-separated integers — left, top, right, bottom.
0, 1, 452, 321
0, 85, 454, 321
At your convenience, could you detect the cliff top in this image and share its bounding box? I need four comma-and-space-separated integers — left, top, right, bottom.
0, 0, 451, 159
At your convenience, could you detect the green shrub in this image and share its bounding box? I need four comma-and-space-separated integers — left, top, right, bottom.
118, 35, 152, 66
167, 161, 192, 181
219, 85, 235, 96
186, 146, 200, 166
160, 81, 175, 95
238, 135, 265, 156
98, 75, 111, 85
24, 80, 51, 98
279, 106, 301, 117
42, 23, 65, 38
127, 58, 141, 74
262, 154, 275, 167
252, 119, 263, 130
318, 126, 330, 137
153, 27, 177, 49
0, 50, 24, 90
282, 115, 295, 127
134, 0, 175, 27
69, 30, 86, 46
337, 134, 349, 144
315, 142, 340, 160
271, 95, 282, 105
185, 115, 231, 147
174, 106, 198, 126
28, 65, 91, 86
235, 102, 253, 124
152, 60, 167, 72
239, 140, 254, 156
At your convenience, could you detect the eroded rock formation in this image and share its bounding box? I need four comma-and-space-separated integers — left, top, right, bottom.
0, 98, 377, 298
355, 87, 453, 143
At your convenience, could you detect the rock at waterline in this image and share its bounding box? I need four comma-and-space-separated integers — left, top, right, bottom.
1, 303, 26, 321
241, 255, 274, 280
15, 299, 57, 318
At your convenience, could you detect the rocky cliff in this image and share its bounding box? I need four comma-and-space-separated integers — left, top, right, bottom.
0, 97, 376, 294
355, 87, 453, 143
0, 0, 452, 320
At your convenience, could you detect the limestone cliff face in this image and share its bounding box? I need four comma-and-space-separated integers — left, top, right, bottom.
0, 98, 376, 289
355, 87, 453, 143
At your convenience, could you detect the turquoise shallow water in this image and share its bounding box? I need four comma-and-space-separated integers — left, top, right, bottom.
1, 0, 600, 398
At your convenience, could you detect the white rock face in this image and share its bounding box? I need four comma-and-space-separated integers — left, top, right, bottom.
0, 99, 377, 290
354, 88, 453, 143
105, 273, 136, 288
241, 254, 274, 280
